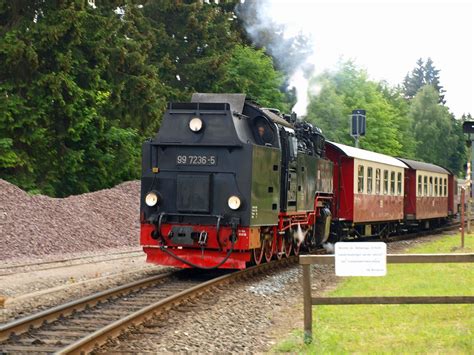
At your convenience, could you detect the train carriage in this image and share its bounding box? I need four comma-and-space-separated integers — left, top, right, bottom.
325, 141, 408, 238
397, 158, 454, 223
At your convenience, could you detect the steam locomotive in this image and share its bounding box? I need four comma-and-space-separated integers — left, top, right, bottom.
140, 94, 456, 269
140, 93, 333, 269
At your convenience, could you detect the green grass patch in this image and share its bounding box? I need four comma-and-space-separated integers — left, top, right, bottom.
274, 235, 474, 354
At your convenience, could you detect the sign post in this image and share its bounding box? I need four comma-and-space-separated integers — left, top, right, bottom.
461, 187, 465, 248
462, 121, 474, 234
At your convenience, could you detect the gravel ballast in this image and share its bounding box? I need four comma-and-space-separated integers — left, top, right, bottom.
0, 179, 141, 262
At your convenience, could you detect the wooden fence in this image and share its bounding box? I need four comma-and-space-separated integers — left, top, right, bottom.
300, 253, 474, 343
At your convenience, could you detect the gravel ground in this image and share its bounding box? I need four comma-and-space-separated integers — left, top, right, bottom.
0, 179, 141, 262
97, 234, 448, 353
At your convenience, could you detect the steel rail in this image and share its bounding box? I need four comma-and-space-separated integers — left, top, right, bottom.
1, 256, 296, 354
57, 257, 296, 354
0, 272, 174, 342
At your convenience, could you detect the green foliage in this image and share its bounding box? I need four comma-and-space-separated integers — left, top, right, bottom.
410, 85, 463, 171
142, 0, 242, 97
0, 1, 469, 195
306, 60, 466, 173
403, 57, 446, 104
307, 61, 403, 157
214, 45, 288, 111
0, 1, 165, 196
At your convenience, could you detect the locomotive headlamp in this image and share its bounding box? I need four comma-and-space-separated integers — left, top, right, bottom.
189, 117, 203, 132
228, 195, 241, 210
145, 191, 159, 207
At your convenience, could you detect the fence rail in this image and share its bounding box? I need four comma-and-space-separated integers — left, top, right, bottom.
300, 253, 474, 343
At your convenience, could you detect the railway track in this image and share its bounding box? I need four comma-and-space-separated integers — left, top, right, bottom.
0, 257, 296, 354
0, 249, 144, 277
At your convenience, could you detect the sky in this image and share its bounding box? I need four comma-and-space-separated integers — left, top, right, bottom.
266, 0, 474, 117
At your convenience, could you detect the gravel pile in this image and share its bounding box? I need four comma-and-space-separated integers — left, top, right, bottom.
0, 179, 141, 261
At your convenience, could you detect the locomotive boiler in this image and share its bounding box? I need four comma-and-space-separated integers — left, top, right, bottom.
140, 94, 334, 269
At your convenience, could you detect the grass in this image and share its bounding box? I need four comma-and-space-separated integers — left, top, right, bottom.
274, 234, 474, 354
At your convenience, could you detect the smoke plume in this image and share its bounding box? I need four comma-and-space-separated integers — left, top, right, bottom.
236, 0, 316, 116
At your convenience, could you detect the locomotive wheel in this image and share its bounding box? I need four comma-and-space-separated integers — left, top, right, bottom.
276, 235, 284, 260
283, 236, 292, 257
293, 240, 301, 256
264, 237, 274, 263
252, 245, 264, 265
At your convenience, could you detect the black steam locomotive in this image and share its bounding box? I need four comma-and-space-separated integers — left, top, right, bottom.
140, 94, 333, 269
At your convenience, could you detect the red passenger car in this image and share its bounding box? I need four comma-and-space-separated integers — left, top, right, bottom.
325, 142, 409, 238
397, 158, 454, 226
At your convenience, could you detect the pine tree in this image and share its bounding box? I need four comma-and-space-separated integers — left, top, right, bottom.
424, 57, 446, 104
403, 57, 445, 104
0, 1, 167, 195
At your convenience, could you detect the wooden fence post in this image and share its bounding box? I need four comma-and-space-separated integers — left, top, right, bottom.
303, 263, 312, 344
461, 187, 465, 248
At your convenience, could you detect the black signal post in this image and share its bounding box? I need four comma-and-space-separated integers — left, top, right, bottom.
350, 109, 366, 148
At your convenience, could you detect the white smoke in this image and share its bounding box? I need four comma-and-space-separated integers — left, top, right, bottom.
295, 223, 307, 244
236, 0, 317, 117
322, 242, 335, 254
289, 69, 309, 116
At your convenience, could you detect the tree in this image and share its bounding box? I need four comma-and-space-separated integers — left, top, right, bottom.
378, 82, 416, 158
142, 0, 242, 97
403, 57, 445, 104
0, 1, 166, 196
410, 85, 453, 167
306, 61, 402, 156
214, 45, 288, 111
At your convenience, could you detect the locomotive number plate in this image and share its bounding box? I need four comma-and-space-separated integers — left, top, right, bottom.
176, 155, 217, 166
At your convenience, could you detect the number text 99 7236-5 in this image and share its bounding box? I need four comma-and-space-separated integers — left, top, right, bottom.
176, 155, 217, 166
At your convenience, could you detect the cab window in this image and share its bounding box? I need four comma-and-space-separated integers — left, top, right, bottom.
253, 116, 275, 146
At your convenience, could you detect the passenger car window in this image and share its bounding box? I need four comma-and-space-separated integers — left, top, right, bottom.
390, 171, 395, 195
429, 176, 433, 196
397, 172, 402, 195
435, 177, 438, 196
375, 169, 381, 194
423, 176, 428, 196
444, 178, 447, 196
418, 175, 422, 196
358, 165, 364, 193
383, 170, 388, 195
367, 167, 373, 194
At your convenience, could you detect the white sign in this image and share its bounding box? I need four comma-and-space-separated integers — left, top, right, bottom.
335, 242, 387, 276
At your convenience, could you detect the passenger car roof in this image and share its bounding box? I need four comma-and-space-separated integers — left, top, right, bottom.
327, 141, 408, 168
396, 158, 451, 175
